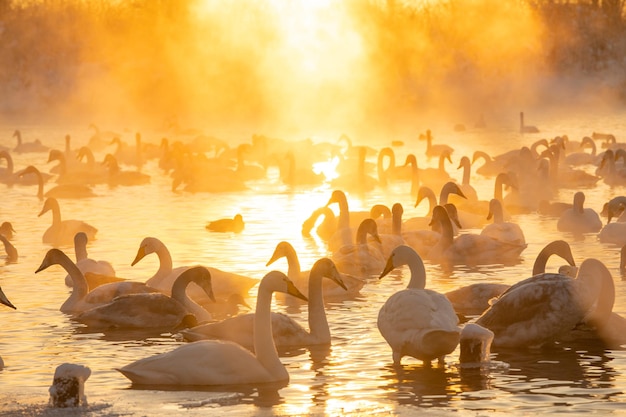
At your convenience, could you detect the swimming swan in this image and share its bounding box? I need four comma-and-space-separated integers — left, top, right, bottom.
378, 245, 460, 366
557, 191, 602, 234
64, 232, 117, 289
132, 236, 258, 301
476, 258, 614, 348
36, 248, 159, 314
75, 266, 215, 330
117, 270, 308, 385
38, 197, 98, 246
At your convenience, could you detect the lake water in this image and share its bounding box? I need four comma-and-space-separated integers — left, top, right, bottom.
2, 108, 626, 416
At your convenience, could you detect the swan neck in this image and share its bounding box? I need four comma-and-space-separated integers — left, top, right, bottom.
254, 284, 285, 379
61, 255, 89, 308
307, 271, 330, 342
406, 256, 427, 289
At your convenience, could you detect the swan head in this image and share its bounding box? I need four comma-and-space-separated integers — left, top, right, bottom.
38, 198, 59, 217
326, 190, 346, 207
17, 165, 39, 178
532, 240, 576, 275
261, 270, 308, 302
35, 248, 70, 274
131, 237, 162, 266
313, 258, 347, 291
379, 245, 422, 280
457, 156, 471, 169
0, 286, 16, 310
47, 149, 64, 164
266, 241, 295, 267
443, 204, 462, 229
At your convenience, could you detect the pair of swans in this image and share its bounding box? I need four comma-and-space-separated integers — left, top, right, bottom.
444, 239, 576, 316
331, 218, 387, 278
37, 248, 215, 330
19, 165, 97, 199
181, 257, 346, 349
118, 270, 309, 385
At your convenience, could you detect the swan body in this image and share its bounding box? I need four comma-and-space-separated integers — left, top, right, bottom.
205, 214, 244, 233
38, 197, 97, 246
378, 245, 460, 366
75, 266, 215, 330
477, 258, 614, 348
132, 237, 258, 301
36, 249, 159, 314
183, 257, 345, 348
117, 270, 308, 386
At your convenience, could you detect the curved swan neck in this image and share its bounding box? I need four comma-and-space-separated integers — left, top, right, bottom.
392, 203, 403, 235
57, 252, 89, 308
460, 158, 471, 185
406, 254, 426, 289
74, 235, 88, 261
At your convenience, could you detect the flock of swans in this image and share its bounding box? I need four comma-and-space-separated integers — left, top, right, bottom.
1, 120, 626, 394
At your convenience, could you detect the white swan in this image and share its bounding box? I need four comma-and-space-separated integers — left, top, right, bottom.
103, 154, 151, 187
480, 198, 526, 247
331, 218, 386, 278
75, 266, 215, 330
36, 248, 159, 314
557, 191, 602, 234
265, 241, 361, 299
13, 129, 49, 153
131, 236, 258, 301
182, 257, 345, 348
38, 197, 98, 246
476, 258, 614, 348
19, 165, 96, 200
378, 245, 460, 366
117, 270, 308, 385
63, 232, 118, 289
419, 129, 454, 159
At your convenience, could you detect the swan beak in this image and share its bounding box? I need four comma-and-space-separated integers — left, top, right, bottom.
379, 255, 395, 279
35, 258, 51, 273
372, 232, 382, 244
286, 280, 308, 302
0, 287, 16, 310
131, 246, 147, 266
486, 210, 493, 221
202, 282, 216, 303
328, 265, 348, 291
266, 250, 281, 267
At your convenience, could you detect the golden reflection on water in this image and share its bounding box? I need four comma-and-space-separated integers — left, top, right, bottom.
2, 114, 626, 415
